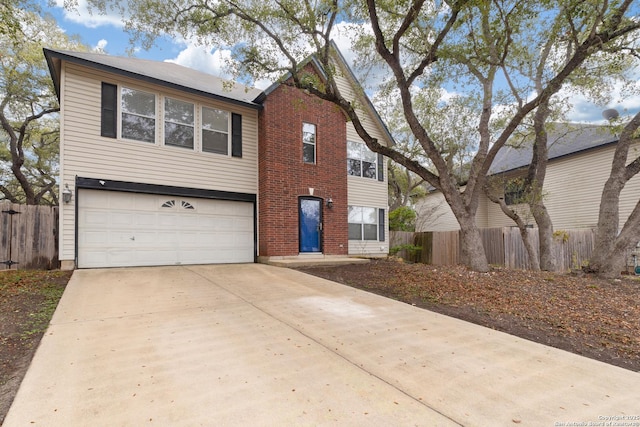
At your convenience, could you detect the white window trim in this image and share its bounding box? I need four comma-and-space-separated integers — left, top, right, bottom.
201, 106, 231, 157
116, 86, 234, 157
348, 205, 380, 241
163, 96, 195, 150
119, 86, 158, 144
303, 122, 317, 164
347, 140, 377, 179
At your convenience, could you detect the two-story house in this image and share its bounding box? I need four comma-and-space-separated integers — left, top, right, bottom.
44, 43, 392, 269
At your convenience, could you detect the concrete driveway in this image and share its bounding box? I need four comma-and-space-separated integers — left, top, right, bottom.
5, 264, 639, 426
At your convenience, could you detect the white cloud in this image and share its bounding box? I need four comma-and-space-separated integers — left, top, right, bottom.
53, 0, 124, 28
93, 39, 108, 53
165, 45, 235, 80
562, 79, 640, 123
332, 21, 392, 92
253, 78, 274, 90
332, 22, 365, 68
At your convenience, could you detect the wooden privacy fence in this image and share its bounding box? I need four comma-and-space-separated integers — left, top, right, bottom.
390, 227, 596, 272
1, 201, 59, 270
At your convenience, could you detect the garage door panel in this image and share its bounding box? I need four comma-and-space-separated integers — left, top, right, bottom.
209, 218, 235, 231
133, 212, 160, 228
81, 251, 109, 266
82, 231, 108, 245
234, 217, 254, 230
176, 215, 201, 228
132, 196, 160, 211
157, 232, 179, 244
158, 215, 178, 226
177, 231, 200, 244
132, 231, 170, 245
82, 210, 109, 226
111, 212, 136, 227
78, 189, 255, 268
135, 250, 178, 264
111, 194, 135, 209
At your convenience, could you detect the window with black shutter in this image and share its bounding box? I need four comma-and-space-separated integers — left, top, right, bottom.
231, 113, 242, 158
101, 83, 117, 138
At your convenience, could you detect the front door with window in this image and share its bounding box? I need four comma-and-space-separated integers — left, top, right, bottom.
299, 198, 322, 252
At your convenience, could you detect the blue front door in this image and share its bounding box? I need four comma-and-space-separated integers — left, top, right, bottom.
299, 198, 322, 252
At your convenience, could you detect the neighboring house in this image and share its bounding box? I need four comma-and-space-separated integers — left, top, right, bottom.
416, 123, 640, 232
44, 44, 392, 269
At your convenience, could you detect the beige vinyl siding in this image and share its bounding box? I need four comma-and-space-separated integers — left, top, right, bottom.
619, 142, 640, 227
344, 105, 389, 256
485, 199, 532, 228
476, 195, 490, 228
333, 60, 390, 256
415, 192, 459, 231
59, 62, 259, 262
542, 142, 640, 230
419, 141, 640, 233
346, 143, 389, 255
484, 143, 640, 230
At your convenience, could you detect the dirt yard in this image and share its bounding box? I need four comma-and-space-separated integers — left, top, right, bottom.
296, 259, 640, 372
0, 270, 72, 424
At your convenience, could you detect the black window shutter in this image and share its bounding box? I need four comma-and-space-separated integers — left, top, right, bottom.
101, 83, 117, 138
379, 208, 385, 242
377, 153, 384, 181
231, 113, 242, 158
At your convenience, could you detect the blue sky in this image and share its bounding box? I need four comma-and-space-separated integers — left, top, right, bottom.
42, 1, 191, 61
40, 0, 640, 124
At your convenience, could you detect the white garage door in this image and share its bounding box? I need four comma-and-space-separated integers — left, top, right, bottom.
78, 190, 254, 268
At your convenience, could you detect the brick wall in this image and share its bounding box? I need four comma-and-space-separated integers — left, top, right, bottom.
258, 82, 348, 256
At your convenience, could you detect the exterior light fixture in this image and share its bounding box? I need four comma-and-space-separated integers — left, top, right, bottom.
62, 184, 72, 204
326, 198, 333, 209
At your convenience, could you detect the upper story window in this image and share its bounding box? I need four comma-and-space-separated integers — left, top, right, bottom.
202, 107, 229, 155
347, 140, 377, 179
164, 97, 194, 149
121, 87, 156, 143
101, 82, 242, 158
303, 122, 316, 164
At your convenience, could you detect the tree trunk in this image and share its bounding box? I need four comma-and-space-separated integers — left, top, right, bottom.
531, 202, 555, 271
526, 102, 556, 271
593, 219, 640, 278
520, 226, 541, 271
484, 185, 540, 270
596, 243, 629, 279
589, 200, 640, 277
458, 220, 490, 272
588, 175, 624, 271
588, 112, 640, 277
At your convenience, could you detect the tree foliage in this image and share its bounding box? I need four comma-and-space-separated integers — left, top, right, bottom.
0, 11, 86, 205
389, 206, 417, 232
74, 0, 640, 271
0, 0, 24, 43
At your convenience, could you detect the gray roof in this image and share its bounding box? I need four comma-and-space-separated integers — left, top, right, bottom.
44, 49, 264, 109
489, 123, 618, 174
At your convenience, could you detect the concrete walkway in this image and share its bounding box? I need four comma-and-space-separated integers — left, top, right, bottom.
4, 264, 638, 426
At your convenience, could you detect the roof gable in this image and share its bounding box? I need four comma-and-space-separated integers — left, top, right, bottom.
44, 48, 263, 109
254, 42, 395, 148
